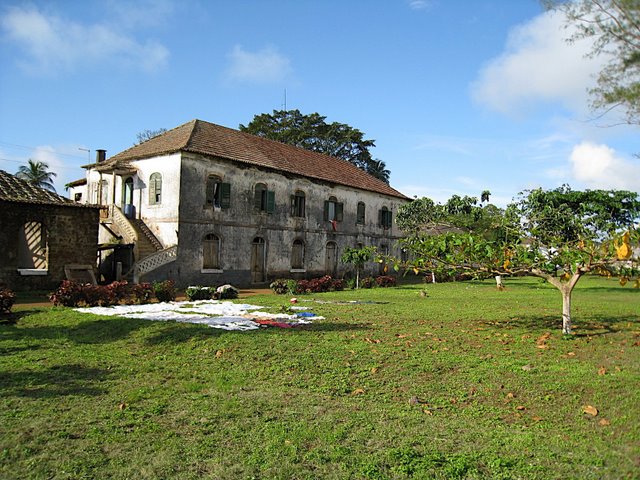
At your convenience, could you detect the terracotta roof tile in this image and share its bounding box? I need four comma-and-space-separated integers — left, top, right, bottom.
0, 170, 96, 208
99, 120, 409, 200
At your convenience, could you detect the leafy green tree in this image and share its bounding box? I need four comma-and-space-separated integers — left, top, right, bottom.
341, 246, 377, 289
549, 0, 640, 124
395, 186, 640, 334
16, 159, 57, 192
240, 110, 389, 180
135, 128, 167, 145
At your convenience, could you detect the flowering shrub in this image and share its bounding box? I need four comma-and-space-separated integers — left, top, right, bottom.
0, 287, 16, 313
49, 280, 85, 307
153, 280, 176, 303
375, 275, 397, 288
106, 280, 130, 304
185, 286, 215, 301
49, 281, 121, 307
295, 276, 344, 294
132, 283, 153, 304
359, 276, 376, 289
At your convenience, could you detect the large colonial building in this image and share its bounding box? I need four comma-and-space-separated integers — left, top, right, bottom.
73, 119, 410, 286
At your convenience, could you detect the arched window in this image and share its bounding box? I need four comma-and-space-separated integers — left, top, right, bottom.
291, 190, 305, 217
149, 172, 162, 205
356, 202, 366, 225
18, 221, 48, 270
203, 234, 220, 270
291, 239, 305, 269
379, 206, 392, 229
122, 177, 134, 206
324, 196, 343, 222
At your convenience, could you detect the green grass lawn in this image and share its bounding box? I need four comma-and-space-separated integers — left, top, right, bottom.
1, 276, 638, 479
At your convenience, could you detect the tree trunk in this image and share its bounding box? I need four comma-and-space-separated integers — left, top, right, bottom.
356, 268, 360, 289
531, 269, 581, 335
561, 288, 572, 335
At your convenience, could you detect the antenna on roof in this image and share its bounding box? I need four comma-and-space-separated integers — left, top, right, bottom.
282, 88, 287, 111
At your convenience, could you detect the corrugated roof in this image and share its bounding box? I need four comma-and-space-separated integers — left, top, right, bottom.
0, 170, 97, 208
95, 119, 409, 200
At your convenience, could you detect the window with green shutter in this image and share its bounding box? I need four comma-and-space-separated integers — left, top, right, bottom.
379, 206, 392, 229
254, 183, 275, 213
324, 196, 343, 222
149, 172, 162, 205
206, 175, 231, 209
291, 190, 305, 217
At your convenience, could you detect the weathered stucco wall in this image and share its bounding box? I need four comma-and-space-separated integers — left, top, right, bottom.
0, 201, 100, 291
146, 153, 409, 287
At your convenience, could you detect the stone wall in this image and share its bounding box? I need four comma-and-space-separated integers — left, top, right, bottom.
0, 201, 100, 291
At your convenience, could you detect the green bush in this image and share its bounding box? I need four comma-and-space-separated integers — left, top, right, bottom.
270, 279, 290, 295
185, 286, 215, 301
153, 280, 176, 303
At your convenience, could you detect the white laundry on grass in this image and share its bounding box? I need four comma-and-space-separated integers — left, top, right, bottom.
74, 300, 322, 331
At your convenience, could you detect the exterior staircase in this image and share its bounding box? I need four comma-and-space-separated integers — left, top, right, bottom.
103, 205, 177, 282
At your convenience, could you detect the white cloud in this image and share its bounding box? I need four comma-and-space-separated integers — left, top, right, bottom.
471, 10, 606, 116
1, 6, 169, 74
224, 45, 292, 84
408, 0, 433, 10
569, 141, 640, 190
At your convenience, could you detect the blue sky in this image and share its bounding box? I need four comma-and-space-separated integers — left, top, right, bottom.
1, 0, 639, 206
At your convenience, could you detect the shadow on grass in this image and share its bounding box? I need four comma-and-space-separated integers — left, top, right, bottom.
0, 317, 152, 345
143, 320, 368, 344
483, 313, 635, 337
1, 364, 113, 398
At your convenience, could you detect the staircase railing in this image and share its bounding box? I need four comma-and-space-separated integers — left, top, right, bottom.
110, 205, 138, 245
133, 245, 178, 283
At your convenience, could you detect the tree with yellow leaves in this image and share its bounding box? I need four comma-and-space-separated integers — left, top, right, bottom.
396, 186, 640, 335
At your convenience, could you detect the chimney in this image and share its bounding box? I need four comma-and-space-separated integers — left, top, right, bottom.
96, 149, 107, 163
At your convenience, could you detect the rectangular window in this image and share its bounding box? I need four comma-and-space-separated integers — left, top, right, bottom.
254, 184, 275, 213
291, 192, 305, 217
206, 176, 231, 209
324, 199, 344, 222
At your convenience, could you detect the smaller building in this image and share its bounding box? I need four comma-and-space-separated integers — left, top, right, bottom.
0, 170, 101, 291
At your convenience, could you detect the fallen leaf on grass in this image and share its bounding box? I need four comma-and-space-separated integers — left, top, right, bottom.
506, 392, 515, 399
364, 338, 381, 344
351, 388, 365, 396
370, 367, 379, 374
566, 352, 576, 357
582, 405, 599, 416
598, 366, 607, 376
118, 402, 127, 410
516, 405, 526, 411
599, 418, 611, 426
423, 409, 433, 415
215, 349, 225, 358
521, 364, 534, 371
532, 416, 543, 422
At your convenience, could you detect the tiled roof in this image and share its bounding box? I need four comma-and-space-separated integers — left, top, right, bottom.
0, 170, 95, 207
96, 120, 409, 200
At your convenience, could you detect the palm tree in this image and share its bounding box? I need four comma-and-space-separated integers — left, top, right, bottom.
16, 159, 57, 192
481, 190, 491, 203
366, 159, 391, 184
